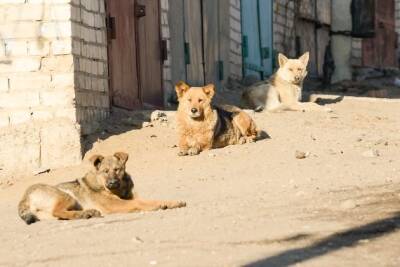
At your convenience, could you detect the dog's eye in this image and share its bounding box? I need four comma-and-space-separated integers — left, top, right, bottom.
198, 99, 203, 103
104, 168, 109, 173
188, 98, 192, 102
298, 68, 302, 71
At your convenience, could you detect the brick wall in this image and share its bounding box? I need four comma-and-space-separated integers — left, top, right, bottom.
273, 0, 296, 58
71, 0, 109, 135
0, 0, 82, 179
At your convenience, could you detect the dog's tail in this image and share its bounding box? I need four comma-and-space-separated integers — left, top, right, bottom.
18, 194, 39, 225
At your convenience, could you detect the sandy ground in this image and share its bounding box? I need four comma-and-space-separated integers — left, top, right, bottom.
1, 96, 400, 267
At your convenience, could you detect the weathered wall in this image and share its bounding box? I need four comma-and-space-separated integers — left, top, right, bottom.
273, 0, 296, 58
0, 0, 110, 179
0, 0, 82, 179
71, 0, 109, 135
331, 0, 353, 82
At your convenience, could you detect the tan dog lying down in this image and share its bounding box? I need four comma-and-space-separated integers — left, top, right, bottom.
18, 152, 186, 224
175, 82, 258, 156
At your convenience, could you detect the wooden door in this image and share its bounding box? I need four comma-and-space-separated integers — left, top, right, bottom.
362, 0, 397, 68
169, 0, 224, 88
106, 0, 163, 110
106, 0, 140, 109
137, 0, 163, 108
203, 0, 221, 88
241, 0, 273, 79
183, 0, 205, 86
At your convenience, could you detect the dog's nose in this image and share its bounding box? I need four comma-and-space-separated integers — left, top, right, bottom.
295, 76, 301, 81
191, 108, 198, 113
106, 179, 120, 189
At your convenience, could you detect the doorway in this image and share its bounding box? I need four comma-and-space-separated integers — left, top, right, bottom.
106, 0, 164, 110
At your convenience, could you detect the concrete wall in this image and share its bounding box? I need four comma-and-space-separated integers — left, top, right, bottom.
0, 0, 110, 179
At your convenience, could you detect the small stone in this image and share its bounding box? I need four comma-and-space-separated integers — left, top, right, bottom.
132, 236, 144, 243
151, 110, 168, 122
362, 149, 380, 158
295, 151, 309, 159
208, 153, 217, 157
171, 144, 177, 148
150, 134, 157, 138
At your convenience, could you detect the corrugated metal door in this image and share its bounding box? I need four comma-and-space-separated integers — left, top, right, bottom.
241, 0, 273, 79
362, 0, 397, 68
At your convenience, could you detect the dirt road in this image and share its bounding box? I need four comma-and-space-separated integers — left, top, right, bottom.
0, 97, 399, 266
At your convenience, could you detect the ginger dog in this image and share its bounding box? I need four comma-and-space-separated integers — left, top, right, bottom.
18, 152, 186, 224
175, 82, 258, 156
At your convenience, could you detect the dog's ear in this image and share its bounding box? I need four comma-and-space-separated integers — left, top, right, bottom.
299, 52, 310, 66
89, 154, 104, 170
114, 152, 129, 165
278, 53, 289, 67
175, 81, 190, 99
203, 84, 215, 99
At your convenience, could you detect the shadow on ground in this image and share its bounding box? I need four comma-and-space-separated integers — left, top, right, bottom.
245, 212, 400, 267
82, 108, 155, 154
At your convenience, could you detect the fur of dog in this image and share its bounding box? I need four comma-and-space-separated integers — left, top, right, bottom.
241, 52, 331, 112
18, 152, 186, 224
175, 82, 258, 156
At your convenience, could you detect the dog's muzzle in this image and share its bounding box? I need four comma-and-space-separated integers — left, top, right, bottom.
106, 179, 120, 189
190, 108, 202, 118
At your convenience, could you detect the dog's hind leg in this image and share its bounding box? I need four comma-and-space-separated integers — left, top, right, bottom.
52, 196, 101, 220
233, 113, 258, 144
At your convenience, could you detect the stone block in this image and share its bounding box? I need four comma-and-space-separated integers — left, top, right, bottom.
9, 73, 51, 91
28, 40, 51, 56
40, 120, 82, 169
0, 92, 40, 108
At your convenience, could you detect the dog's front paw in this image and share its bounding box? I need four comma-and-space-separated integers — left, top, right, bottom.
160, 201, 186, 210
246, 136, 256, 143
238, 137, 246, 145
81, 209, 102, 219
188, 147, 200, 156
